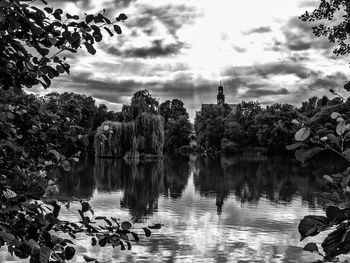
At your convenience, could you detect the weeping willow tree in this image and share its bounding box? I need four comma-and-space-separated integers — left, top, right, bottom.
94, 113, 164, 159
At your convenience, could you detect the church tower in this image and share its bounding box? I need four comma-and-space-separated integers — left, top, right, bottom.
217, 83, 225, 105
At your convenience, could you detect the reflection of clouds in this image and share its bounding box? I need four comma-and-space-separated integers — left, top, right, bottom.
42, 155, 346, 262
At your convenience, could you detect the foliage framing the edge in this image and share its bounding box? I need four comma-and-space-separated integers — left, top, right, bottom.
287, 112, 350, 261
0, 1, 161, 262
0, 0, 127, 90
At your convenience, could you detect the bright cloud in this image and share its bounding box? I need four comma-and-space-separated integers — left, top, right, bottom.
39, 0, 350, 120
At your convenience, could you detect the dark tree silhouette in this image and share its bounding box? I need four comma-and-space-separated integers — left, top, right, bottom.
0, 0, 127, 90
300, 1, 350, 56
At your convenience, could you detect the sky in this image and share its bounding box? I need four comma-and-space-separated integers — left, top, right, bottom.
34, 0, 350, 120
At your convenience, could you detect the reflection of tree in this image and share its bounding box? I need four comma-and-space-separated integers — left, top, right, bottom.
163, 154, 190, 199
94, 158, 165, 221
58, 152, 191, 220
57, 151, 95, 199
120, 160, 164, 221
194, 154, 347, 209
194, 155, 230, 215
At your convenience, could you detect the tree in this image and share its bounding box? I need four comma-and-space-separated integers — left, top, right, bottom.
195, 104, 231, 151
122, 90, 159, 121
159, 99, 191, 150
233, 101, 261, 146
0, 0, 127, 90
255, 103, 299, 153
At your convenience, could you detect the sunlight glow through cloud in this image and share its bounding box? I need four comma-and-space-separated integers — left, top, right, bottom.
39, 0, 349, 120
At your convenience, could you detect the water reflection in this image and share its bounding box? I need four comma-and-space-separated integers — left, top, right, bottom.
52, 153, 348, 263
59, 152, 346, 218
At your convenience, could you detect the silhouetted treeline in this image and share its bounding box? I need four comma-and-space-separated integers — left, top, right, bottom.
0, 89, 192, 153
194, 96, 350, 154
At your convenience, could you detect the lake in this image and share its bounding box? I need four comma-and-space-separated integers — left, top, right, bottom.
1, 153, 348, 262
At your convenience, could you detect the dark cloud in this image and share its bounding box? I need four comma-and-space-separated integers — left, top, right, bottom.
307, 72, 348, 90
272, 17, 334, 53
245, 26, 272, 35
224, 61, 319, 80
122, 40, 184, 58
48, 0, 93, 10
243, 88, 289, 97
298, 0, 319, 8
104, 39, 185, 58
233, 46, 247, 53
287, 40, 312, 51
51, 72, 233, 119
128, 4, 199, 38
113, 0, 136, 8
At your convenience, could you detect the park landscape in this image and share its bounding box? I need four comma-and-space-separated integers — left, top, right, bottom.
2, 0, 350, 262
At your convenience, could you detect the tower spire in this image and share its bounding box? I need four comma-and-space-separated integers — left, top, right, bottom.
217, 81, 225, 105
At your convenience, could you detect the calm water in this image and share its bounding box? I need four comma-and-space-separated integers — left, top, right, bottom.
1, 153, 348, 262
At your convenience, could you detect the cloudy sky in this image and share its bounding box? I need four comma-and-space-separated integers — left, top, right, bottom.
36, 0, 349, 120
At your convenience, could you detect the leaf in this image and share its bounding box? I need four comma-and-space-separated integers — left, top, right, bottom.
95, 216, 107, 220
91, 237, 97, 246
49, 149, 60, 161
3, 188, 17, 199
344, 81, 350, 91
295, 127, 311, 141
343, 149, 350, 159
48, 37, 57, 45
86, 14, 94, 24
298, 215, 329, 241
295, 147, 323, 163
323, 175, 334, 184
285, 142, 307, 151
64, 246, 76, 260
24, 239, 40, 250
326, 206, 346, 224
104, 218, 112, 226
61, 160, 71, 172
55, 8, 63, 15
148, 223, 161, 229
142, 228, 151, 237
84, 43, 96, 55
321, 228, 347, 259
327, 133, 340, 146
131, 232, 139, 243
39, 246, 52, 263
336, 121, 346, 136
0, 231, 16, 242
113, 25, 122, 34
331, 112, 341, 119
104, 27, 114, 37
337, 117, 345, 123
119, 241, 125, 250
303, 242, 319, 253
121, 221, 132, 230
118, 13, 128, 21
56, 65, 65, 74
291, 119, 300, 125
83, 255, 97, 262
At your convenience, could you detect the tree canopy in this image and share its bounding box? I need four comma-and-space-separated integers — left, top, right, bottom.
300, 0, 350, 56
0, 0, 127, 90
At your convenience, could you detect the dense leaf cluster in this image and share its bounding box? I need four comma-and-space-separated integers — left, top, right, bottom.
300, 0, 350, 56
194, 96, 347, 154
0, 0, 126, 90
287, 111, 350, 261
159, 99, 192, 151
0, 90, 162, 262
